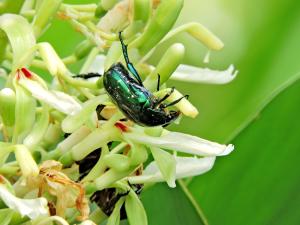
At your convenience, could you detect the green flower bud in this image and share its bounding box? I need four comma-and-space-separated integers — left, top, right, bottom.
71, 126, 120, 161
128, 143, 148, 166
14, 144, 39, 177
103, 154, 130, 171
100, 0, 119, 11
130, 0, 184, 55
144, 43, 185, 90
32, 0, 62, 37
42, 122, 63, 147
75, 40, 93, 60
131, 0, 151, 23
95, 167, 136, 190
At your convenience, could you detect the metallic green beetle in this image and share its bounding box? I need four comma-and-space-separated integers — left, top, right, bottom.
76, 32, 188, 126
103, 32, 188, 127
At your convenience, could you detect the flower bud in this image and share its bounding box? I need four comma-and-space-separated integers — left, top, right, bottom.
32, 0, 62, 37
14, 145, 39, 177
103, 154, 130, 171
144, 43, 185, 90
75, 40, 93, 60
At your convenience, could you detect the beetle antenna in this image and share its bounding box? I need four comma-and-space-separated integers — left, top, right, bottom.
163, 95, 189, 108
154, 87, 175, 107
119, 31, 144, 86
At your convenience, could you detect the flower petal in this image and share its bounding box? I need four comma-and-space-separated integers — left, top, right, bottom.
89, 55, 105, 74
150, 147, 176, 188
128, 156, 215, 186
19, 77, 81, 115
0, 185, 48, 219
124, 130, 234, 156
171, 64, 238, 84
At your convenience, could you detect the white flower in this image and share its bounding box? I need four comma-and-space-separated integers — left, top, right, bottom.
89, 55, 105, 74
18, 75, 82, 115
124, 130, 234, 156
171, 64, 238, 84
0, 185, 48, 219
89, 56, 237, 85
128, 156, 215, 187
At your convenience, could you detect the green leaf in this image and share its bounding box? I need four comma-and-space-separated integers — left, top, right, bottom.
189, 80, 300, 225
142, 183, 207, 225
125, 190, 148, 225
144, 1, 300, 224
0, 208, 13, 225
107, 198, 124, 225
171, 0, 300, 143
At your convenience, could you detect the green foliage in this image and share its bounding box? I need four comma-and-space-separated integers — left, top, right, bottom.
142, 0, 300, 224
190, 79, 300, 225
1, 0, 299, 224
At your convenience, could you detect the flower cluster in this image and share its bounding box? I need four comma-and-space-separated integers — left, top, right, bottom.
0, 0, 236, 224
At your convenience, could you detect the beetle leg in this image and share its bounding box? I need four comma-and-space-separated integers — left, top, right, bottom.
154, 87, 175, 108
119, 32, 143, 86
157, 74, 161, 91
73, 72, 102, 79
163, 95, 189, 108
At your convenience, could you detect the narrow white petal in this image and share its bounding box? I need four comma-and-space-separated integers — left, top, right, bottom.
19, 78, 81, 115
171, 64, 238, 84
0, 185, 48, 219
89, 55, 105, 75
124, 131, 234, 156
128, 156, 215, 185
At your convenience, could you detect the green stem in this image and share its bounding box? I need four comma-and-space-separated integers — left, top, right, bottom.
178, 179, 209, 225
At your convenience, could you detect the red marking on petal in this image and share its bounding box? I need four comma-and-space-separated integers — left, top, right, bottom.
115, 122, 128, 132
21, 68, 32, 78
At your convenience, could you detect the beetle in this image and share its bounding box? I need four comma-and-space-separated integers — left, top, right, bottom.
102, 32, 188, 127
75, 32, 187, 127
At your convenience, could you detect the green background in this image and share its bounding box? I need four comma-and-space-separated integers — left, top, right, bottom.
37, 0, 300, 224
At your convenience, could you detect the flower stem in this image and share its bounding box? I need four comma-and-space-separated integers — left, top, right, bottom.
178, 179, 209, 225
